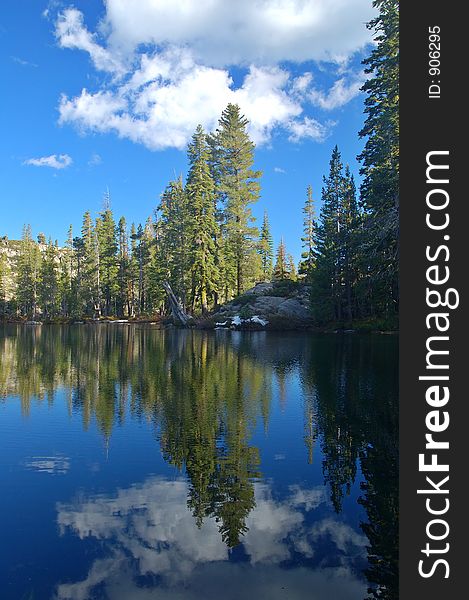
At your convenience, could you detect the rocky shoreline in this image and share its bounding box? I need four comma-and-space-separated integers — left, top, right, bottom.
195, 282, 313, 331
2, 282, 397, 333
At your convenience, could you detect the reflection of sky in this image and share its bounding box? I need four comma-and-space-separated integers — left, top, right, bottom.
0, 329, 395, 599
55, 477, 367, 600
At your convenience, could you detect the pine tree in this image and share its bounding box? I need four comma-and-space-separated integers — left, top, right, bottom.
147, 215, 166, 314
131, 223, 145, 315
81, 211, 100, 316
128, 223, 138, 316
0, 251, 11, 317
186, 125, 219, 313
71, 235, 85, 317
258, 211, 274, 282
310, 148, 363, 324
157, 177, 191, 309
117, 217, 131, 317
311, 146, 346, 323
273, 239, 288, 281
341, 167, 359, 321
130, 219, 155, 315
299, 185, 316, 279
142, 217, 156, 312
358, 0, 399, 315
57, 225, 74, 317
16, 224, 41, 318
206, 131, 225, 307
210, 104, 261, 297
39, 240, 60, 318
287, 254, 298, 281
96, 201, 118, 316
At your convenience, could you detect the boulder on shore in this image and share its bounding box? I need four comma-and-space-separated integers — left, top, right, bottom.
244, 282, 274, 295
201, 282, 313, 330
252, 296, 284, 313
277, 298, 311, 319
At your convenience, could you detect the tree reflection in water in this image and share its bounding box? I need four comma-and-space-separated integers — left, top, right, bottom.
0, 324, 397, 599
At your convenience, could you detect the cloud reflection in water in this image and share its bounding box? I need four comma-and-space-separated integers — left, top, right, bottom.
55, 477, 367, 600
24, 455, 70, 475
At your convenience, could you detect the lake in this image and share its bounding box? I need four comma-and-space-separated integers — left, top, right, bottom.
0, 325, 398, 600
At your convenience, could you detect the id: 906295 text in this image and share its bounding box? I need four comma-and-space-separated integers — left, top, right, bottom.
428, 26, 441, 99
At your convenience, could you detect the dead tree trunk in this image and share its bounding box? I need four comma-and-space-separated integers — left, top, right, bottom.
163, 281, 191, 326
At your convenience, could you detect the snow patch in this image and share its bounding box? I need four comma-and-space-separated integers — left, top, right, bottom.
250, 315, 268, 326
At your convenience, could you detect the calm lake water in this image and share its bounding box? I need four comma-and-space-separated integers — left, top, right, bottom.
0, 325, 398, 600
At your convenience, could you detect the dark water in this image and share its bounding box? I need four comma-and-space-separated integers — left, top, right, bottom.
0, 325, 398, 600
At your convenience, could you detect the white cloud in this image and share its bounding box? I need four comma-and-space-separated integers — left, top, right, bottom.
103, 0, 375, 67
232, 66, 301, 145
11, 56, 38, 68
290, 69, 366, 111
292, 72, 314, 95
274, 167, 286, 174
288, 117, 332, 143
309, 75, 365, 110
88, 153, 102, 166
59, 55, 306, 149
53, 2, 373, 150
55, 8, 125, 75
23, 154, 73, 169
42, 0, 62, 21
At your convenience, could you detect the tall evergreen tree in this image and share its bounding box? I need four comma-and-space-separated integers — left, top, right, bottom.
142, 217, 157, 313
130, 219, 155, 315
205, 131, 225, 307
299, 185, 316, 279
0, 253, 6, 316
273, 239, 288, 281
287, 254, 298, 282
340, 167, 359, 321
16, 224, 41, 318
258, 211, 274, 282
39, 240, 60, 318
210, 104, 261, 297
311, 147, 346, 323
131, 223, 145, 315
71, 235, 85, 317
146, 215, 166, 315
0, 249, 12, 317
157, 177, 191, 309
81, 211, 100, 316
117, 217, 131, 317
311, 148, 362, 324
58, 225, 74, 316
186, 125, 219, 313
358, 0, 399, 315
129, 223, 138, 316
96, 203, 118, 316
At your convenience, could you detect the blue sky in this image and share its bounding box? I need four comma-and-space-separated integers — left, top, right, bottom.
1, 0, 376, 261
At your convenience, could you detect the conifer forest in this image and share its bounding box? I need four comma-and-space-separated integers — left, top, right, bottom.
0, 0, 398, 329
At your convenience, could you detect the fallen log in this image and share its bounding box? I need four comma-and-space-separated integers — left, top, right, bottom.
163, 281, 192, 326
